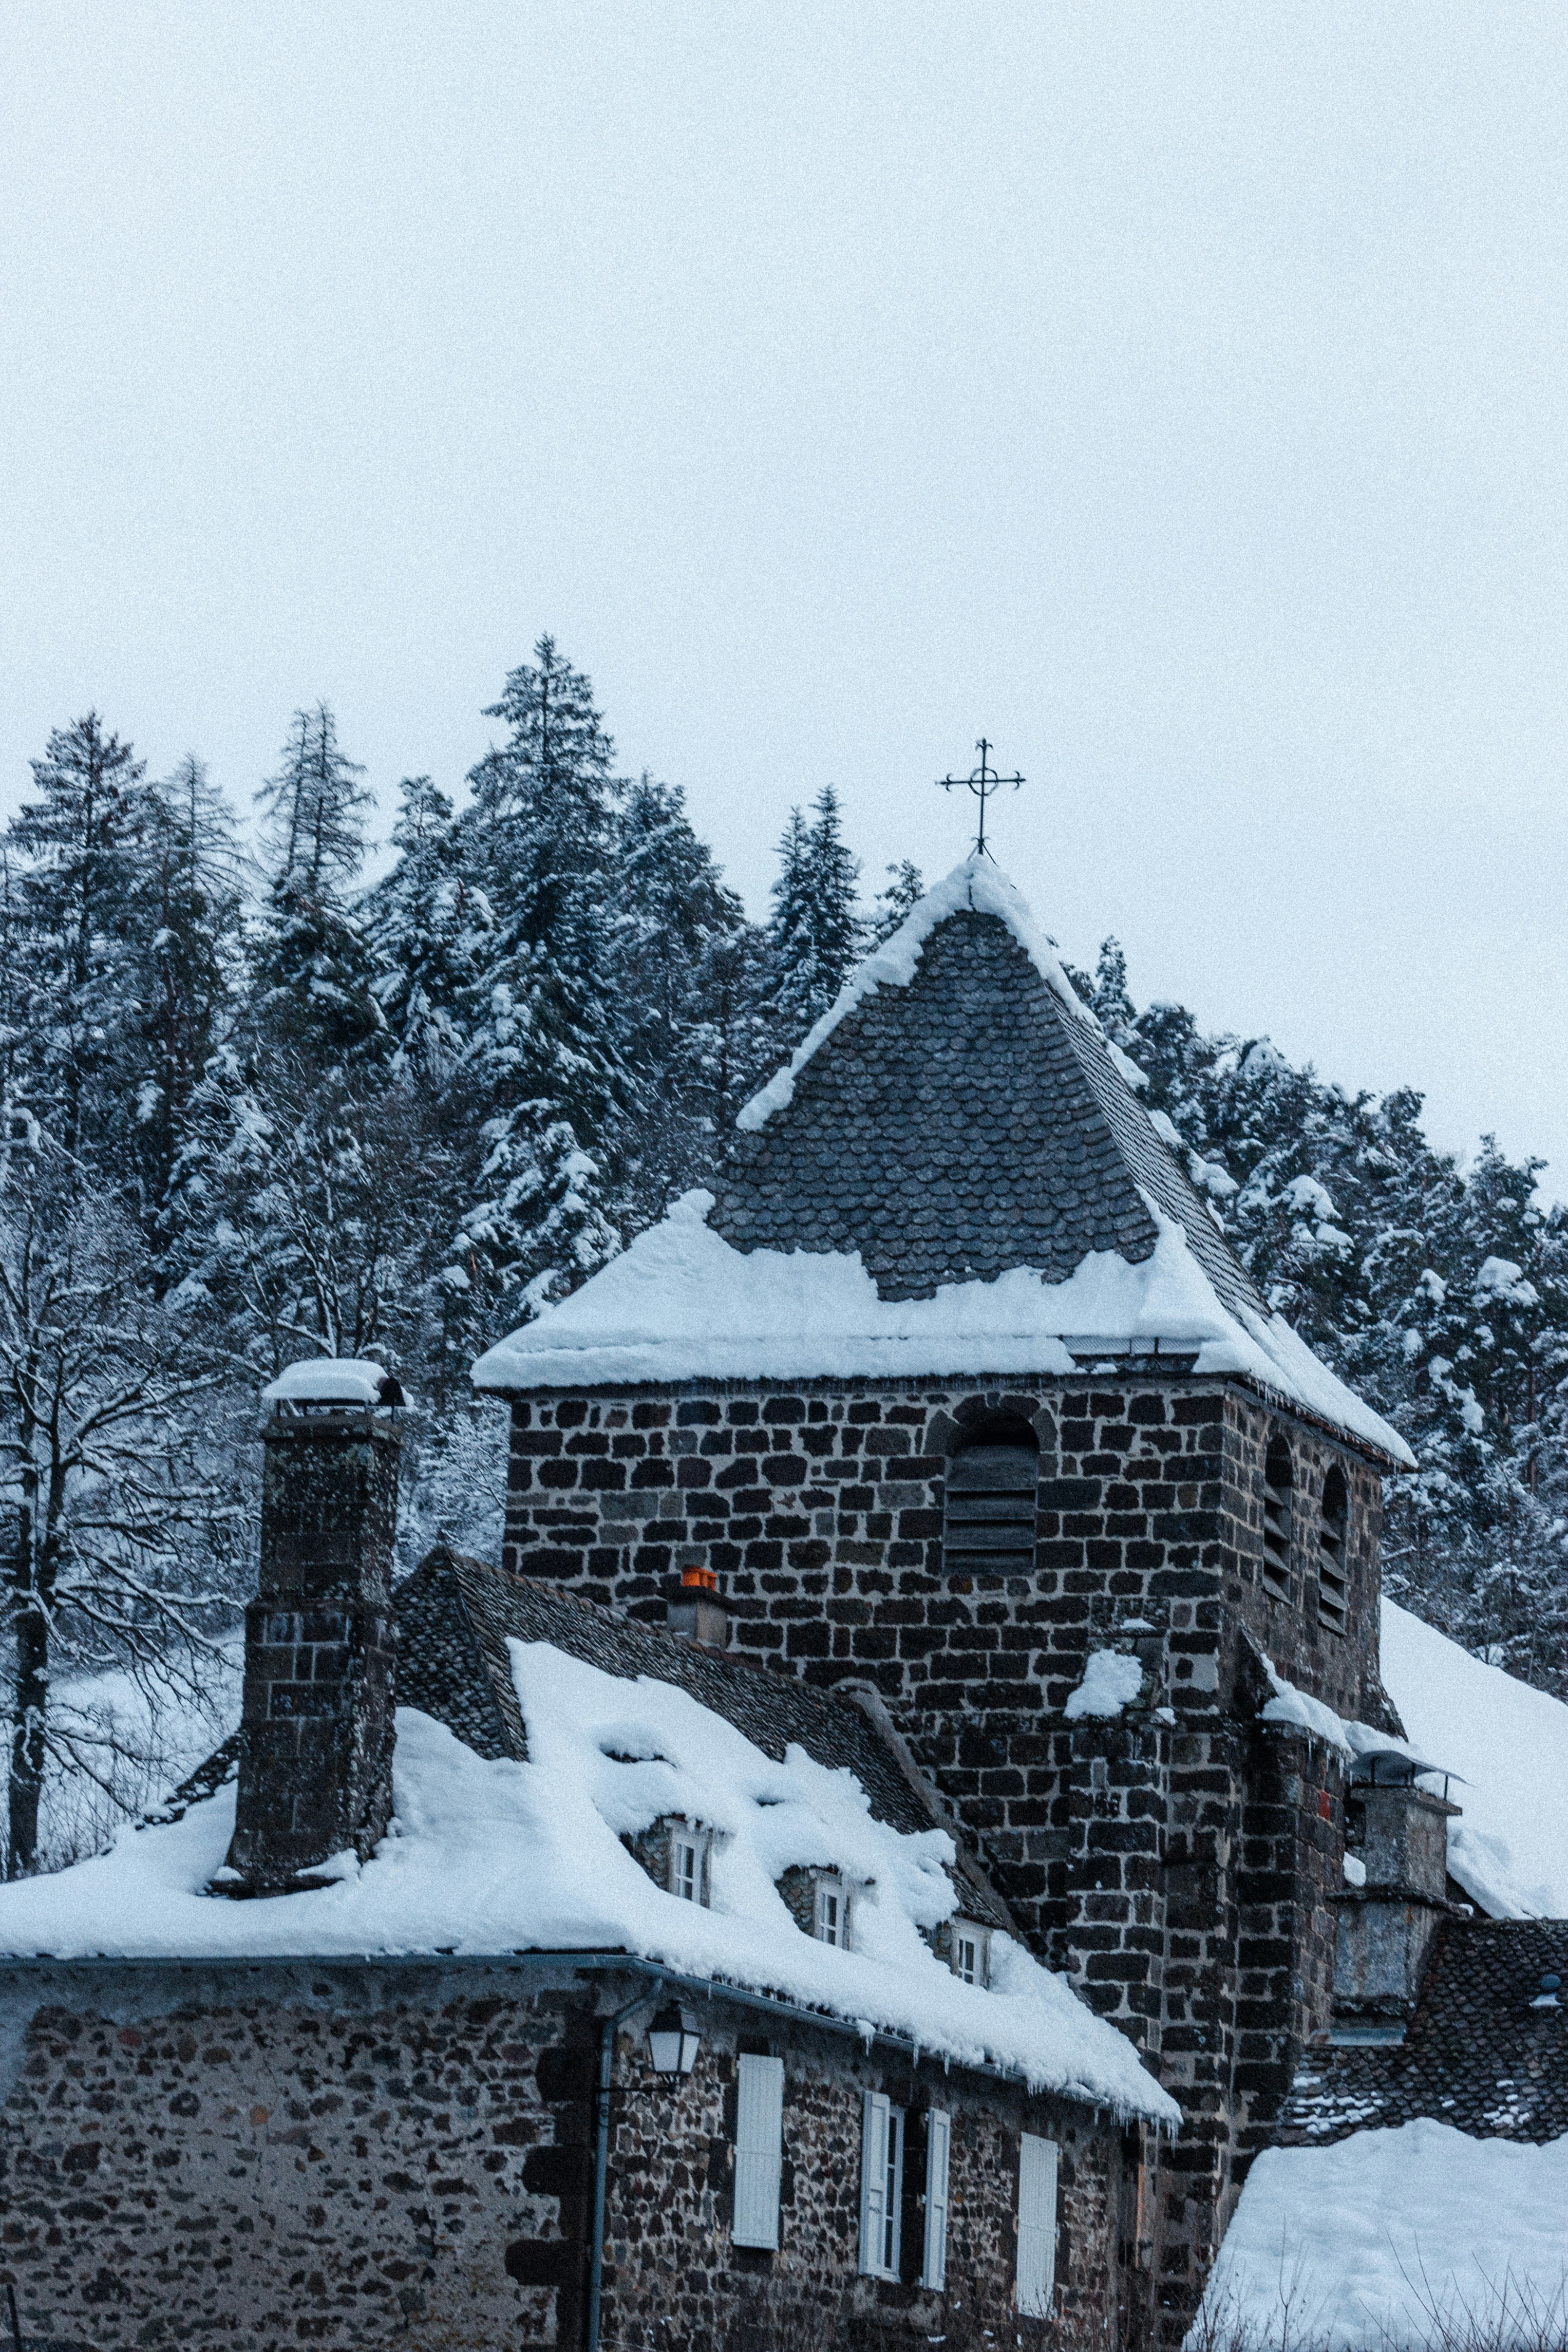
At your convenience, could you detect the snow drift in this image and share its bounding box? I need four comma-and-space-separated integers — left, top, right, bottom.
1194, 2119, 1568, 2350
1382, 1599, 1568, 1920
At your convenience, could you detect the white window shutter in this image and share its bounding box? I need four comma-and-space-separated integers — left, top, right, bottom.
859, 2092, 891, 2275
922, 2108, 951, 2290
733, 2056, 784, 2249
1016, 2133, 1059, 2317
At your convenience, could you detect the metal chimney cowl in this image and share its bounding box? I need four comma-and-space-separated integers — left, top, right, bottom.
216, 1364, 403, 1896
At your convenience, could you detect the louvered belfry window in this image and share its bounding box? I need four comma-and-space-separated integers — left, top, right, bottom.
1262, 1434, 1293, 1602
942, 1421, 1040, 1579
1317, 1465, 1350, 1633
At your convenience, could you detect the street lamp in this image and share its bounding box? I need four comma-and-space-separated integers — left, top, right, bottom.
646, 2001, 702, 2077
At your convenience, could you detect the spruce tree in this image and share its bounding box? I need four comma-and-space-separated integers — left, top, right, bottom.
766, 784, 865, 1036
452, 640, 632, 1313
366, 776, 493, 1085
249, 705, 384, 1063
870, 859, 924, 947
609, 774, 751, 1201
7, 712, 149, 1166
129, 755, 242, 1232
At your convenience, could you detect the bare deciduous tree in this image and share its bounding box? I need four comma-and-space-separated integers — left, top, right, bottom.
0, 1147, 241, 1875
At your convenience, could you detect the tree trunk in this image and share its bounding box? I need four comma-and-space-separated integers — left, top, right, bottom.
7, 1525, 48, 1879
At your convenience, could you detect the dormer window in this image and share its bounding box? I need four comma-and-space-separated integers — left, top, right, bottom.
669, 1826, 709, 1903
622, 1816, 713, 1906
943, 1418, 1040, 1580
776, 1865, 857, 1948
1317, 1466, 1349, 1635
1262, 1435, 1293, 1603
951, 1921, 991, 1987
815, 1874, 850, 1947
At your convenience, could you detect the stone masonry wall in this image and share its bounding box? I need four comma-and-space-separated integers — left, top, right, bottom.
0, 1962, 1127, 2352
500, 1372, 1386, 2336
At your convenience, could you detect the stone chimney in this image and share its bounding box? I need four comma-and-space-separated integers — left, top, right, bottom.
1334, 1755, 1462, 2022
219, 1361, 404, 1896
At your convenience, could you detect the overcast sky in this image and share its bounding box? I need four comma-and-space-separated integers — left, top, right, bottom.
3, 5, 1566, 1192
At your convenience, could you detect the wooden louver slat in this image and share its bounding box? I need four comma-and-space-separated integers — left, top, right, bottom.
943, 1442, 1038, 1578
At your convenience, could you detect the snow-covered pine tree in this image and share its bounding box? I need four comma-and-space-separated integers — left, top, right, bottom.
1375, 1138, 1568, 1689
249, 704, 384, 1064
765, 784, 865, 1036
366, 775, 494, 1086
6, 712, 149, 1169
609, 773, 751, 1210
128, 755, 243, 1237
452, 638, 632, 1316
1093, 931, 1568, 1698
870, 859, 924, 947
694, 925, 779, 1134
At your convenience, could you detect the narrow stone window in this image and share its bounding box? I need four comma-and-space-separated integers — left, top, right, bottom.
1318, 1466, 1350, 1634
1262, 1434, 1293, 1602
942, 1418, 1039, 1578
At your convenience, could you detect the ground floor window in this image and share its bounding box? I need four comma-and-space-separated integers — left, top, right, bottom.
859, 2091, 904, 2279
1016, 2132, 1059, 2316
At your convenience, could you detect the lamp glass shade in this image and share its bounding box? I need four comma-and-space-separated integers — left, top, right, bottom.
647, 2002, 702, 2076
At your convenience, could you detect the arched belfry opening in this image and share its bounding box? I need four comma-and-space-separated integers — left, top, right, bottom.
1318, 1464, 1349, 1632
1262, 1432, 1294, 1602
942, 1416, 1040, 1579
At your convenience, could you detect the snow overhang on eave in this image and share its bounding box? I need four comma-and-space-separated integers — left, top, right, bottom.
0, 1948, 1176, 2124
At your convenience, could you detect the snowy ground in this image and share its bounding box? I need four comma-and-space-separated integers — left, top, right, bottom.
1381, 1600, 1568, 1918
1194, 2120, 1568, 2350
0, 1643, 1176, 2124
22, 1648, 241, 1873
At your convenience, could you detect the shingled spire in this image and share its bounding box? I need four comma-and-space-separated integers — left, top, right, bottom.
710, 858, 1267, 1319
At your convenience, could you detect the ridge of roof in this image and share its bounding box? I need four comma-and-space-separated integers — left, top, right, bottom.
716, 859, 1267, 1313
735, 855, 1095, 1133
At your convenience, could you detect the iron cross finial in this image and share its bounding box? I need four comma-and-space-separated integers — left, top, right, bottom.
936, 738, 1025, 857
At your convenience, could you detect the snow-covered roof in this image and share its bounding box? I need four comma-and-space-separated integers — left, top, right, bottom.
473, 859, 1412, 1467
263, 1358, 405, 1407
735, 856, 1094, 1133
1254, 1605, 1568, 1918
1256, 1651, 1453, 1779
1194, 2118, 1568, 2351
0, 1640, 1175, 2122
474, 1189, 1411, 1463
1381, 1599, 1568, 1919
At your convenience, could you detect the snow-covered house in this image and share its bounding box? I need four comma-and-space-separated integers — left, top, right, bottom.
0, 1369, 1177, 2351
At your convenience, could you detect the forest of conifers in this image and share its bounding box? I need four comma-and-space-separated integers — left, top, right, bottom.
2, 634, 1563, 1875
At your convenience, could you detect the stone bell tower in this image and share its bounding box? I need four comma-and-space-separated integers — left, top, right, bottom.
220, 1361, 404, 1895
471, 856, 1415, 2338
